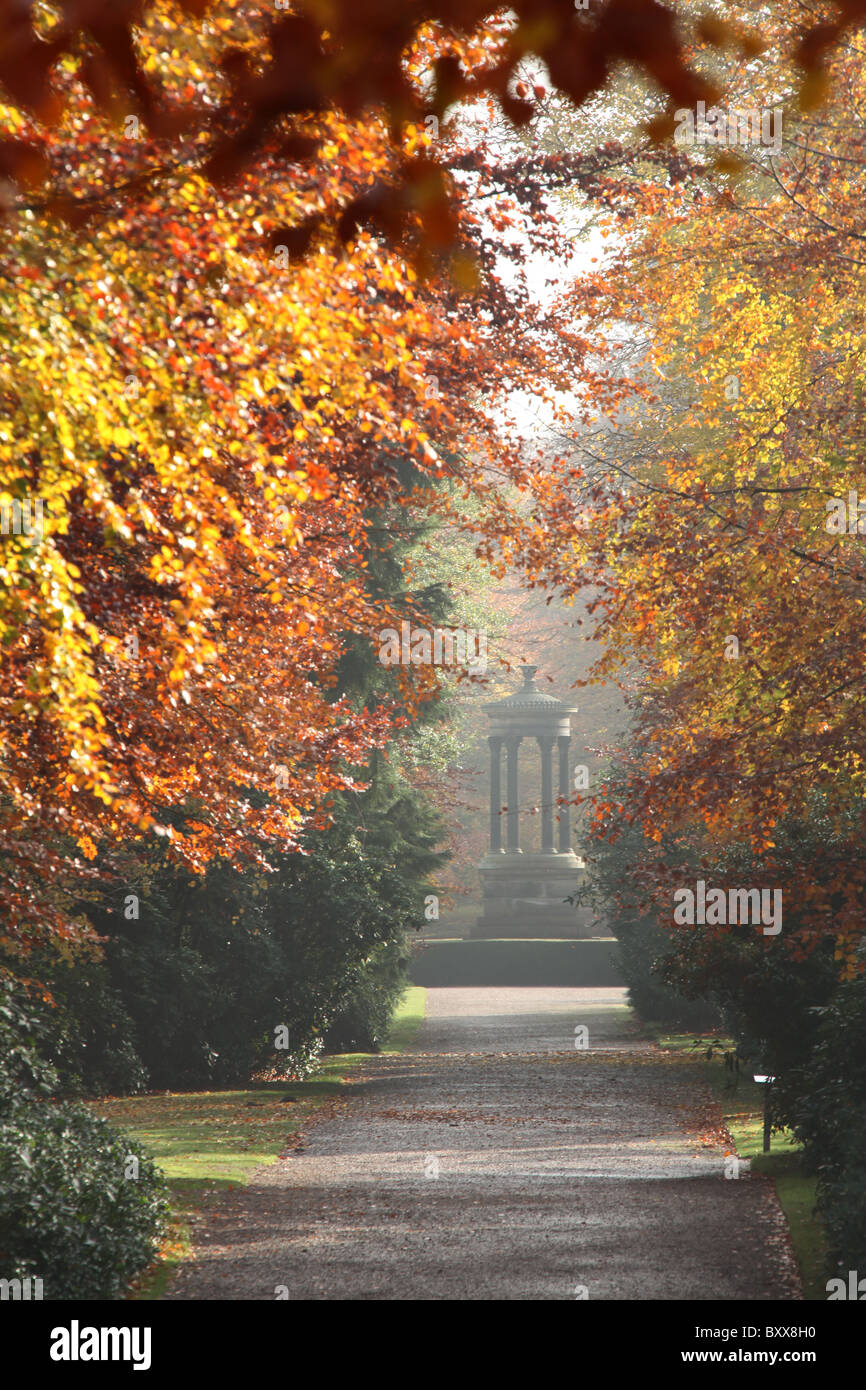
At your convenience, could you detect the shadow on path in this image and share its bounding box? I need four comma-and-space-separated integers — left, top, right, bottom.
165, 986, 801, 1301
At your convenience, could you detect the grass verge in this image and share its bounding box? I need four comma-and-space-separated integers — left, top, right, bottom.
89, 986, 426, 1299
383, 985, 426, 1050
651, 1030, 827, 1300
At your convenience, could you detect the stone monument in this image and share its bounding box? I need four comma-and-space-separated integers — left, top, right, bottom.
475, 665, 589, 937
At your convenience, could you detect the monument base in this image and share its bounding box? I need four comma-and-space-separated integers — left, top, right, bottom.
474, 851, 594, 939
471, 914, 600, 940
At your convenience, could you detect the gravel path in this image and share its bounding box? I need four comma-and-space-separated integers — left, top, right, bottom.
165, 987, 802, 1301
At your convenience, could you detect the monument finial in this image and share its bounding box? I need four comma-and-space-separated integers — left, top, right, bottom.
520, 664, 538, 690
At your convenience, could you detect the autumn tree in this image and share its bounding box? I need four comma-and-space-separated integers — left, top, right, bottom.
0, 0, 595, 955
517, 21, 866, 978
0, 0, 855, 229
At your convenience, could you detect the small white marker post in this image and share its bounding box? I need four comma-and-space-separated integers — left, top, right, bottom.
753, 1073, 776, 1153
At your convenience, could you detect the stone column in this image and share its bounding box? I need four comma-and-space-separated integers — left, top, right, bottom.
505, 735, 522, 853
488, 735, 503, 853
557, 735, 571, 853
538, 735, 556, 853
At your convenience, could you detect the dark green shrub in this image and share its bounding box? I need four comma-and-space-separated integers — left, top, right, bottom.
584, 798, 720, 1028
613, 917, 720, 1029
778, 972, 866, 1276
60, 767, 443, 1087
0, 978, 58, 1108
0, 978, 168, 1299
0, 1102, 169, 1300
325, 937, 409, 1052
19, 955, 148, 1098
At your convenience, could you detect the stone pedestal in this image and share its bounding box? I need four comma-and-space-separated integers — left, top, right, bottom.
475, 850, 593, 938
